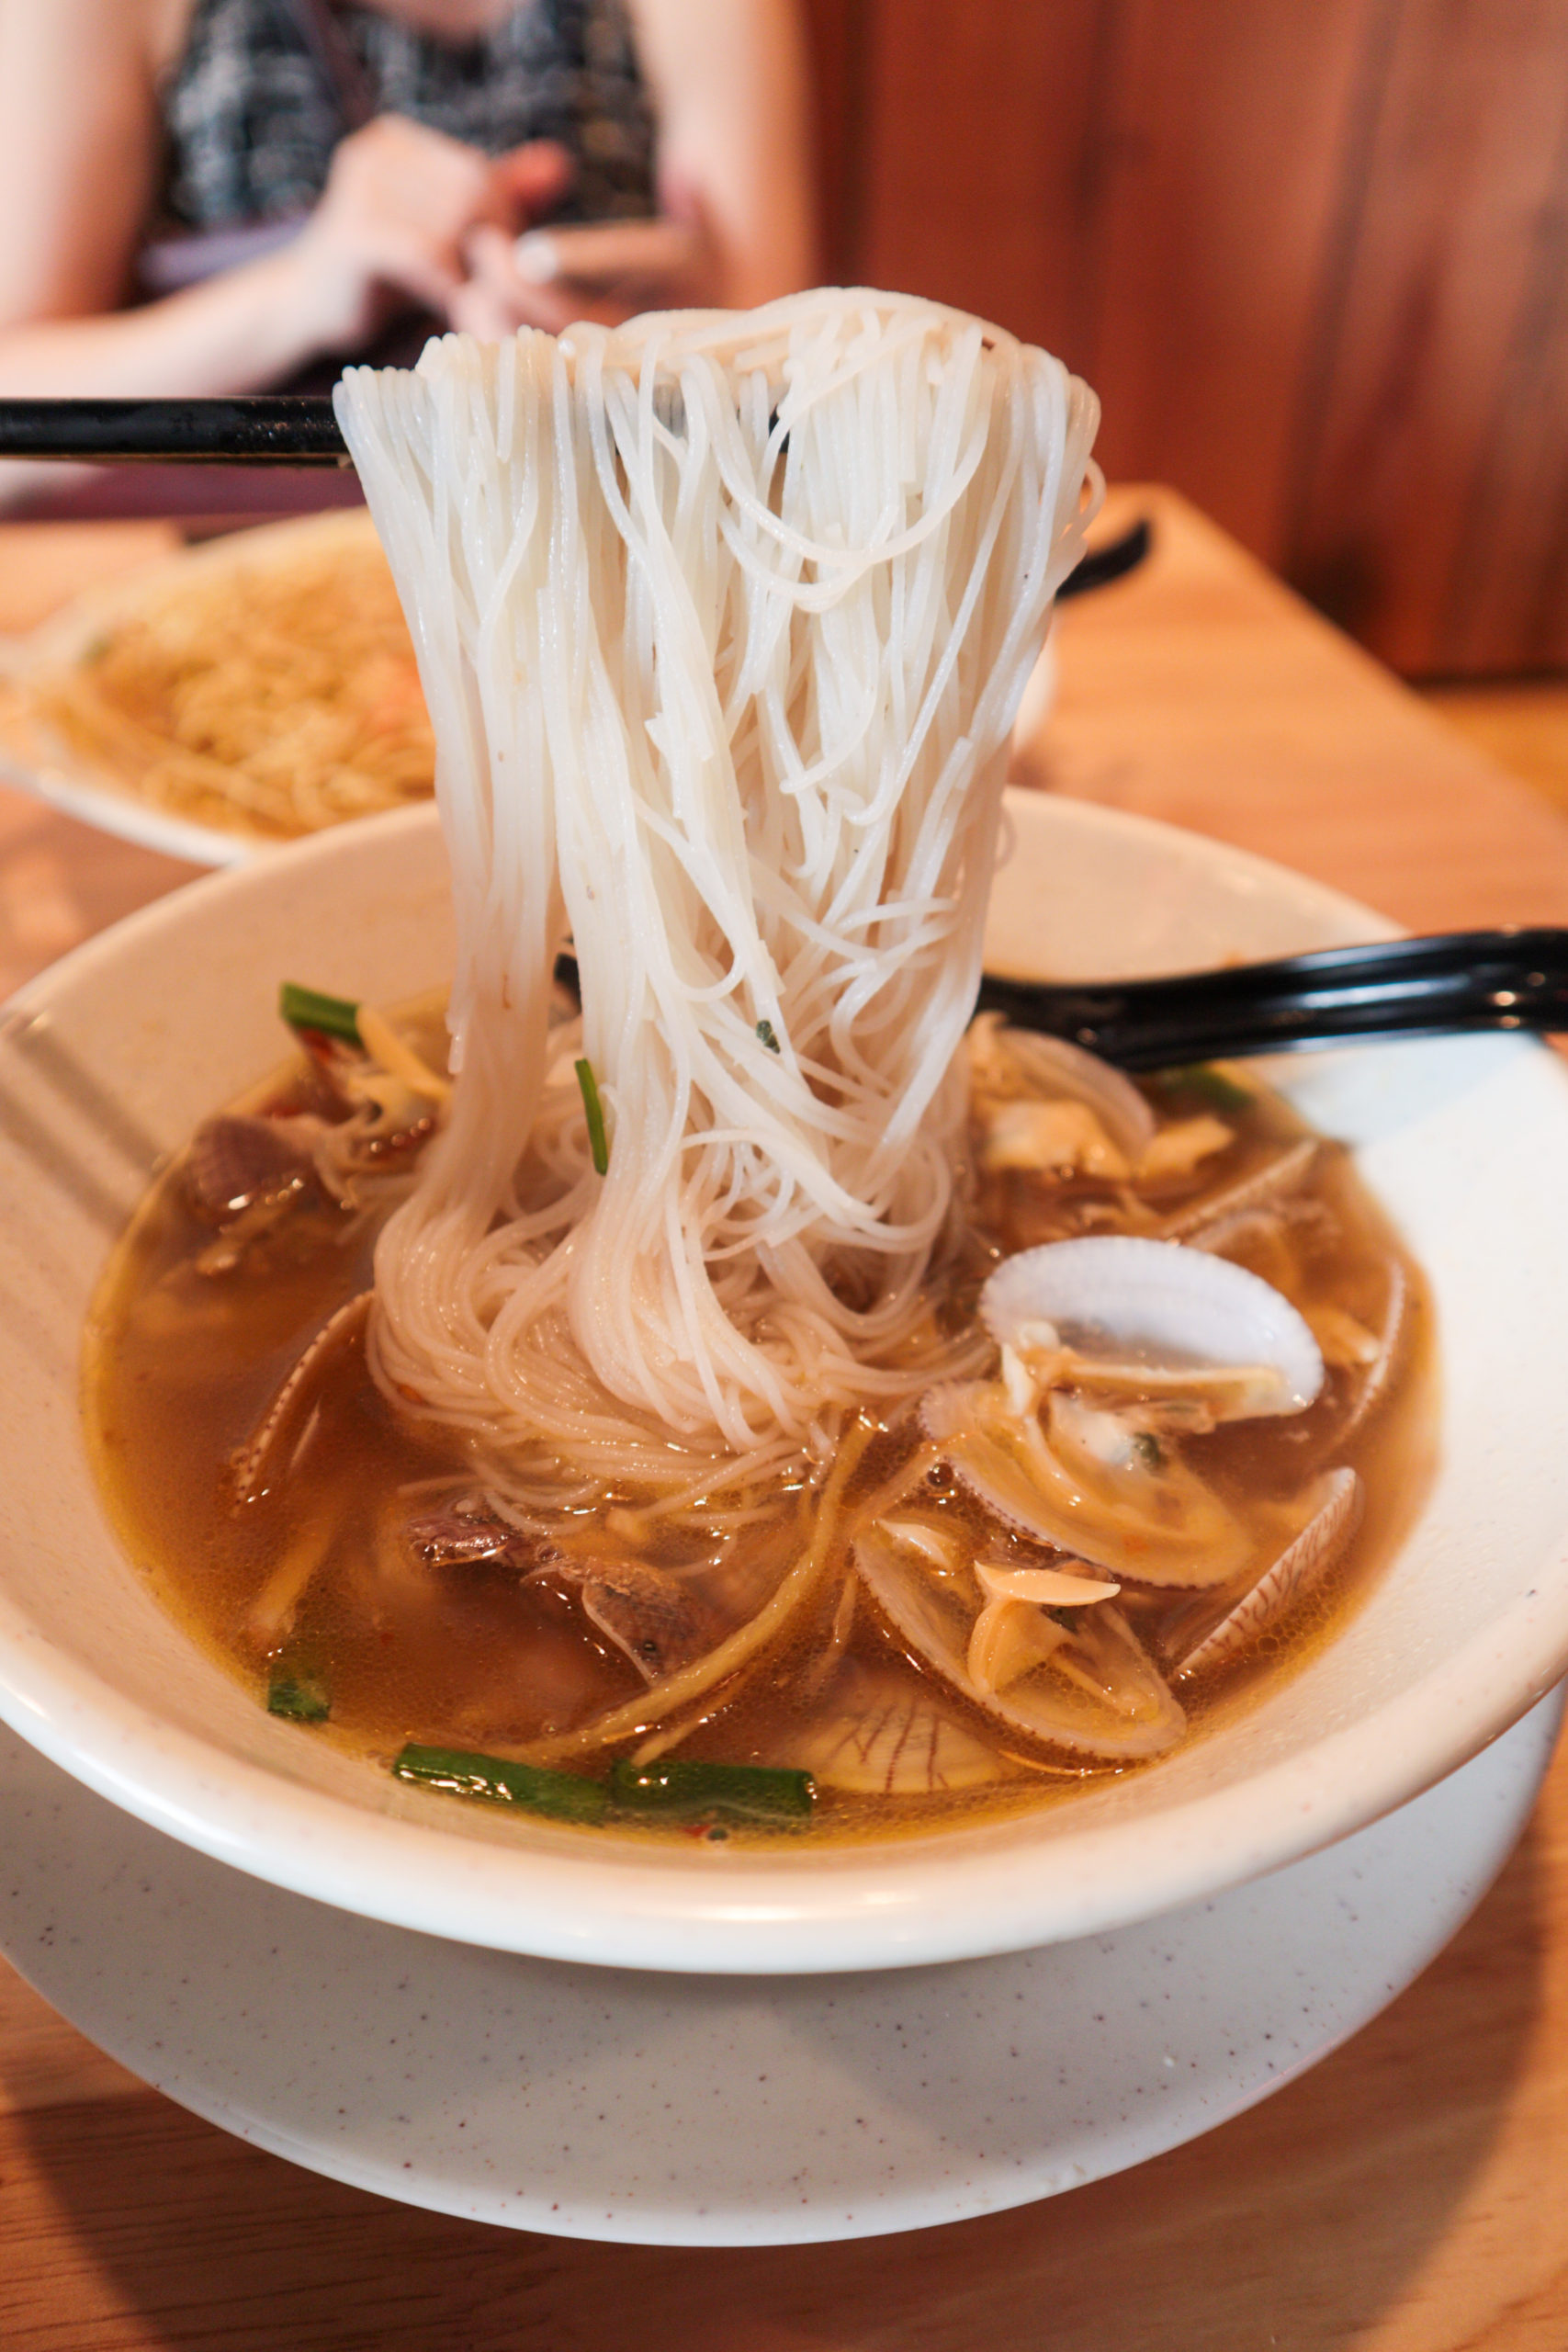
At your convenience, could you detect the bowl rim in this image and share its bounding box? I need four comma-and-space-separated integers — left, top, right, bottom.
3, 791, 1567, 1974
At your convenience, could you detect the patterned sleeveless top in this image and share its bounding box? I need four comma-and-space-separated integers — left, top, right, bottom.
160, 0, 657, 231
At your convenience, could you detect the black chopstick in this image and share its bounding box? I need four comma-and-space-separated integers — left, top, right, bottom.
1056, 517, 1151, 600
0, 394, 1155, 605
975, 928, 1568, 1067
0, 395, 348, 466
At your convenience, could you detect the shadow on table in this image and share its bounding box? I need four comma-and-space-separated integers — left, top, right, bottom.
6, 1808, 1551, 2352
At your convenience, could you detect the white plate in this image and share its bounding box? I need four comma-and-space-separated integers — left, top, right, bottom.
0, 511, 402, 867
1, 1694, 1557, 2245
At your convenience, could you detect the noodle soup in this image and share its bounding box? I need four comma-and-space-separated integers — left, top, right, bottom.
85, 994, 1430, 1843
80, 296, 1430, 1845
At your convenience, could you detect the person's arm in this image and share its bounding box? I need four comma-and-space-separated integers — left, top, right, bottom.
450, 0, 817, 335
0, 0, 570, 400
0, 0, 311, 394
631, 0, 816, 308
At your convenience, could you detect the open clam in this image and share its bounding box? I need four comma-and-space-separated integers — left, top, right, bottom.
968, 1015, 1156, 1176
920, 1380, 1254, 1585
1161, 1136, 1319, 1242
979, 1235, 1325, 1420
187, 1114, 314, 1227
1330, 1260, 1409, 1447
915, 1236, 1328, 1590
551, 1556, 724, 1685
229, 1290, 372, 1506
1174, 1466, 1363, 1679
852, 1521, 1184, 1760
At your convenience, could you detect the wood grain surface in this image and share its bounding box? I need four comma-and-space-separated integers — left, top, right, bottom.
1284, 0, 1568, 675
810, 0, 1568, 673
3, 491, 1568, 2348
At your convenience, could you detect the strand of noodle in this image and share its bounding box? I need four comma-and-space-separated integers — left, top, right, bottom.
516, 1417, 873, 1762
335, 295, 1096, 1471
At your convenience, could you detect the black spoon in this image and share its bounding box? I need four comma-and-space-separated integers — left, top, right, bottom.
974, 929, 1568, 1069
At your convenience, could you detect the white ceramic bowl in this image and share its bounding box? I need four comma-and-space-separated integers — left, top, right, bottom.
3, 791, 1567, 1974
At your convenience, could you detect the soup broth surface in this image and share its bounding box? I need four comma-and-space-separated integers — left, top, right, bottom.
85, 1008, 1434, 1845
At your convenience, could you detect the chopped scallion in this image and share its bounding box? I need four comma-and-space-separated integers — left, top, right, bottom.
393, 1742, 608, 1824
575, 1057, 609, 1174
610, 1757, 815, 1822
267, 1671, 331, 1723
1158, 1062, 1253, 1112
280, 982, 362, 1046
756, 1019, 780, 1054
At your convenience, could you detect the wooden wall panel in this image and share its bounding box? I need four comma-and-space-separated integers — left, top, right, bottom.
1079, 0, 1379, 560
798, 0, 866, 280
807, 0, 1568, 676
1287, 0, 1568, 675
852, 0, 1109, 350
846, 2, 1377, 565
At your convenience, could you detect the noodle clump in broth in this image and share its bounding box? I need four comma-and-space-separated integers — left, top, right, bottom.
86, 292, 1428, 1838
336, 292, 1099, 1496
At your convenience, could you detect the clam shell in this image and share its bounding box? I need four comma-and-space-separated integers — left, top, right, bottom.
229, 1291, 371, 1506
405, 1508, 558, 1573
1184, 1201, 1334, 1319
561, 1558, 723, 1684
852, 1522, 1185, 1760
980, 1235, 1325, 1419
186, 1114, 312, 1225
919, 1382, 1252, 1587
1335, 1261, 1408, 1447
1160, 1136, 1318, 1241
794, 1668, 1004, 1794
1175, 1467, 1362, 1678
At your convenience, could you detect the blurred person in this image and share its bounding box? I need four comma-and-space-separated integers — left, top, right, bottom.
0, 0, 814, 503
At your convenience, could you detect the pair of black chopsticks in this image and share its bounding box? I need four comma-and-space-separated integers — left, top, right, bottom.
14, 399, 1560, 1061
0, 396, 1151, 597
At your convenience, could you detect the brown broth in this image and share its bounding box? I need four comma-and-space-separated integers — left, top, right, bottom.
83, 1042, 1436, 1845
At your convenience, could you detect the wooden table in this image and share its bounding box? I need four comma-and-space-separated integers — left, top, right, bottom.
4, 488, 1568, 2350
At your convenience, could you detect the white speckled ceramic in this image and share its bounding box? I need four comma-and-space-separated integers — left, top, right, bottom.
2, 791, 1568, 1973
0, 1697, 1556, 2243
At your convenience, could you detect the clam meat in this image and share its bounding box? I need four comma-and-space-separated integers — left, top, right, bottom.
852, 1520, 1184, 1760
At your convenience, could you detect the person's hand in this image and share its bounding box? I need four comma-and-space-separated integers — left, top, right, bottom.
286, 117, 573, 355
449, 203, 716, 339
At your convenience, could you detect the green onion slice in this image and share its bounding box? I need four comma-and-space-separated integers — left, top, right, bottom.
1157, 1062, 1253, 1112
575, 1057, 609, 1174
393, 1743, 608, 1824
280, 982, 362, 1046
610, 1757, 815, 1822
755, 1018, 781, 1053
267, 1671, 331, 1723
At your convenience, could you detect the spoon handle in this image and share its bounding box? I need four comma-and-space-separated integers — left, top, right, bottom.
974, 928, 1568, 1069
